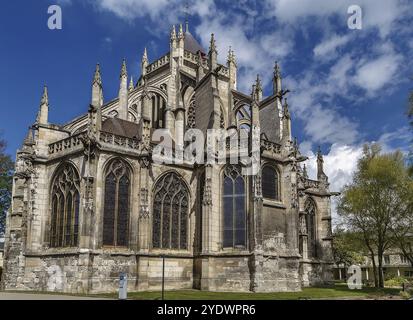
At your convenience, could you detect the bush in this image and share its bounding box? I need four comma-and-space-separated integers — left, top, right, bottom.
399, 290, 411, 299
0, 266, 2, 282
385, 277, 407, 287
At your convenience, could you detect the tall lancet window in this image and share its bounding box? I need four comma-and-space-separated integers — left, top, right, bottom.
103, 159, 131, 247
223, 165, 247, 249
262, 165, 279, 200
152, 172, 189, 250
151, 94, 166, 129
50, 164, 80, 248
305, 198, 317, 258
187, 99, 196, 129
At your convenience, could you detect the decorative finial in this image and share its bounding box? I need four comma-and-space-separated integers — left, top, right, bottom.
209, 33, 217, 53
129, 76, 134, 91
120, 59, 127, 78
256, 74, 262, 92
178, 24, 184, 39
184, 0, 190, 33
303, 164, 308, 178
41, 85, 49, 106
274, 61, 281, 78
171, 25, 177, 41
143, 47, 148, 61
93, 63, 102, 86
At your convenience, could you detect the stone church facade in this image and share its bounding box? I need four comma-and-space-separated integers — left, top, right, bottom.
1, 25, 334, 294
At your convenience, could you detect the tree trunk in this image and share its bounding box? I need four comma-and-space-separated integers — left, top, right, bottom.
377, 250, 384, 288
369, 251, 378, 288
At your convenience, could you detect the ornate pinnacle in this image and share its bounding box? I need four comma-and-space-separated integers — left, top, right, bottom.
274, 61, 281, 79
171, 25, 177, 41
142, 47, 148, 63
120, 59, 127, 78
93, 64, 102, 86
255, 74, 262, 92
283, 98, 290, 118
178, 24, 184, 39
209, 33, 217, 53
40, 85, 49, 106
129, 76, 134, 91
227, 46, 236, 65
23, 127, 35, 146
303, 164, 308, 178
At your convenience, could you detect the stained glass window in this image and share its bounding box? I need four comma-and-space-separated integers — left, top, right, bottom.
152, 94, 166, 129
223, 165, 246, 249
262, 166, 279, 200
305, 198, 317, 258
103, 160, 130, 247
152, 172, 189, 250
50, 164, 80, 248
187, 99, 196, 129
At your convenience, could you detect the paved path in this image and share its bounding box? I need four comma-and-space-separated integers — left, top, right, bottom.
0, 292, 111, 300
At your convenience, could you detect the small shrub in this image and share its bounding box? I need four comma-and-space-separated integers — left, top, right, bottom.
385, 277, 407, 287
399, 291, 411, 299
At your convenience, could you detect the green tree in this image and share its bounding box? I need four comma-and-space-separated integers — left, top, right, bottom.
0, 136, 13, 237
338, 144, 413, 288
409, 85, 413, 175
332, 227, 365, 267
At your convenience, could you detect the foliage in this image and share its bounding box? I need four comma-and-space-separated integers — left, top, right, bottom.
0, 136, 13, 237
332, 227, 365, 266
338, 144, 413, 288
385, 277, 408, 287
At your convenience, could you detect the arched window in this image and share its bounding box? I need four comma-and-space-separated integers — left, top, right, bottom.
305, 198, 317, 258
151, 93, 166, 129
223, 165, 246, 248
262, 165, 279, 200
50, 164, 80, 248
103, 159, 131, 247
152, 172, 189, 250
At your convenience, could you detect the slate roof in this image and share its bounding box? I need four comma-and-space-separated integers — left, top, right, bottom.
102, 117, 141, 139
184, 31, 205, 54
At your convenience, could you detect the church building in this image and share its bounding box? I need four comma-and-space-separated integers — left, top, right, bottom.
1, 24, 334, 293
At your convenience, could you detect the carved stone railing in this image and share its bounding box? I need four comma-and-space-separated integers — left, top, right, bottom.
218, 65, 230, 78
304, 179, 321, 190
260, 139, 282, 154
49, 132, 84, 155
146, 54, 170, 74
184, 50, 199, 64
100, 131, 141, 151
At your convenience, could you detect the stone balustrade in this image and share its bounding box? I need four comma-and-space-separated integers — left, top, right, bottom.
48, 133, 84, 155
146, 54, 170, 74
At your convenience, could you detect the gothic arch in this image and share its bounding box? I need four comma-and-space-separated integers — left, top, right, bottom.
49, 162, 81, 248
152, 171, 190, 250
221, 164, 247, 249
102, 158, 132, 247
261, 164, 281, 201
304, 197, 318, 258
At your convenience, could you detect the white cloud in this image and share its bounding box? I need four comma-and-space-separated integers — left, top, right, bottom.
354, 53, 402, 95
313, 34, 351, 58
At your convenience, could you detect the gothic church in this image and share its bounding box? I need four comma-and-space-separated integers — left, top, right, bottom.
2, 24, 334, 293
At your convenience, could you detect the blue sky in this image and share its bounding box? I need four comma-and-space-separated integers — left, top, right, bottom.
0, 0, 412, 197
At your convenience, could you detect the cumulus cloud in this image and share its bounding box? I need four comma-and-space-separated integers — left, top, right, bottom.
313, 34, 351, 58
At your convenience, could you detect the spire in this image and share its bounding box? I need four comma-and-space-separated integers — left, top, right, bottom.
283, 98, 290, 119
317, 146, 328, 183
37, 85, 49, 125
303, 164, 308, 179
119, 59, 129, 120
227, 46, 236, 65
170, 25, 177, 43
91, 63, 103, 108
255, 74, 263, 101
93, 63, 102, 86
178, 23, 184, 40
141, 48, 148, 78
23, 127, 35, 146
129, 76, 134, 91
208, 33, 218, 71
120, 58, 127, 79
273, 61, 282, 95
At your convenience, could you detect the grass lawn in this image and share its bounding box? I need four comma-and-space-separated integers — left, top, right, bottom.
96, 283, 402, 300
